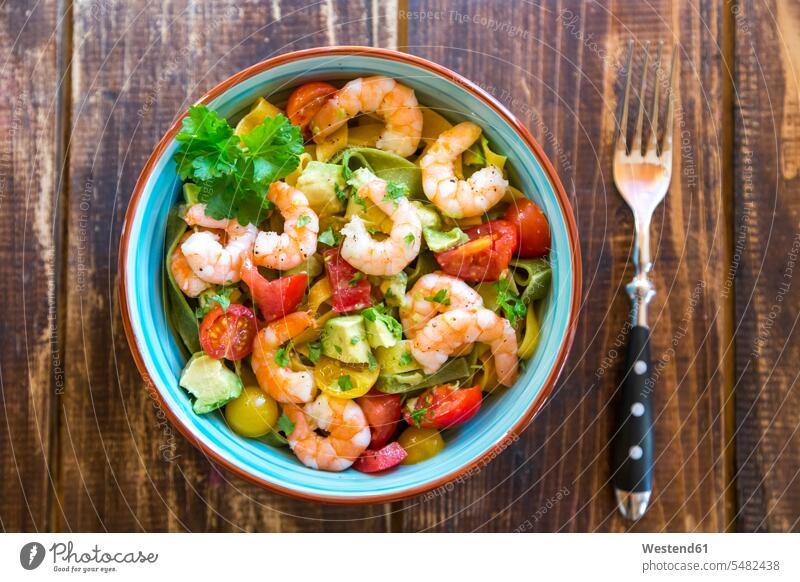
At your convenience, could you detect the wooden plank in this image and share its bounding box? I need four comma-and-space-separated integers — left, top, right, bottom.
0, 1, 64, 532
733, 0, 800, 532
58, 0, 397, 532
399, 0, 735, 531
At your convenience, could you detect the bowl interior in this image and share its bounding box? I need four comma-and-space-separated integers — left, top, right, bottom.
124, 53, 577, 501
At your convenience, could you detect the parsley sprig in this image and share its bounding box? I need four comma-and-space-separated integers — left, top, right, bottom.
174, 105, 303, 226
496, 277, 527, 326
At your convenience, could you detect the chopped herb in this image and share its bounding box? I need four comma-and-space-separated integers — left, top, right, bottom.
334, 182, 348, 203
274, 347, 290, 367
425, 289, 451, 306
367, 351, 378, 371
350, 335, 361, 345
173, 105, 303, 225
195, 286, 235, 318
341, 160, 352, 181
383, 181, 409, 204
398, 351, 413, 367
296, 214, 311, 227
277, 414, 295, 435
363, 307, 377, 322
408, 406, 431, 428
337, 375, 354, 391
404, 233, 416, 247
352, 192, 368, 212
349, 272, 364, 287
334, 344, 343, 355
308, 342, 322, 364
496, 277, 527, 326
318, 227, 340, 247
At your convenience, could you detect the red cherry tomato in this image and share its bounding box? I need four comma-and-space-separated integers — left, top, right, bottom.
286, 82, 337, 138
240, 256, 307, 323
357, 390, 403, 450
352, 442, 408, 473
434, 220, 518, 282
504, 198, 550, 257
323, 248, 372, 313
403, 384, 483, 429
199, 303, 257, 361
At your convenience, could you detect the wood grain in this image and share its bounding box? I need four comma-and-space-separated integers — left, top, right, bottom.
733, 0, 800, 532
56, 0, 397, 532
0, 1, 65, 532
398, 0, 735, 532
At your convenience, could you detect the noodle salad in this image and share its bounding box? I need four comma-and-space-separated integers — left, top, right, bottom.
165, 77, 552, 473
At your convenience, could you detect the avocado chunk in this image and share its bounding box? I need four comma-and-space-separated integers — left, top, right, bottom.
362, 306, 402, 349
375, 357, 471, 393
296, 161, 347, 216
375, 340, 420, 374
321, 315, 371, 364
179, 353, 243, 414
411, 201, 442, 230
423, 226, 469, 252
379, 272, 407, 307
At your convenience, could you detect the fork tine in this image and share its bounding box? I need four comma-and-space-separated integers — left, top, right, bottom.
646, 42, 663, 153
616, 40, 634, 152
631, 42, 650, 155
661, 47, 678, 153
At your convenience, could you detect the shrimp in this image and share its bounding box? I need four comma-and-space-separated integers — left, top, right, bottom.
311, 76, 423, 157
339, 169, 422, 276
411, 307, 519, 386
253, 181, 319, 271
283, 394, 371, 471
419, 122, 508, 218
170, 233, 211, 297
181, 204, 257, 285
251, 312, 317, 403
399, 272, 484, 338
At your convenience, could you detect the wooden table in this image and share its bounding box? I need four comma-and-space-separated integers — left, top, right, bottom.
2, 0, 798, 533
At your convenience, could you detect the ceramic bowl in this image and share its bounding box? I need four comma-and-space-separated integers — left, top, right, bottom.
119, 46, 581, 503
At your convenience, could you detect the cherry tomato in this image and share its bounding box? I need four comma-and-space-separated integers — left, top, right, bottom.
240, 256, 307, 323
403, 384, 482, 429
434, 220, 518, 282
224, 386, 279, 438
286, 82, 337, 137
397, 427, 444, 465
323, 248, 372, 312
352, 442, 407, 473
199, 303, 257, 361
357, 390, 403, 450
313, 356, 378, 399
504, 198, 550, 257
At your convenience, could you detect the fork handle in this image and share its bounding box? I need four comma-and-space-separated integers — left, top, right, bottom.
613, 325, 654, 496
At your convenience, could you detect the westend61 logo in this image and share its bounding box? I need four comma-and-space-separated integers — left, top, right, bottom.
19, 541, 158, 574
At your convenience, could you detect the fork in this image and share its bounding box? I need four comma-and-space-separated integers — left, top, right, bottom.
611, 41, 677, 521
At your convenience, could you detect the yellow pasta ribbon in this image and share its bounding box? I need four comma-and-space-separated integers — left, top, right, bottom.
234, 97, 284, 137
517, 303, 541, 359
307, 277, 333, 314
285, 151, 312, 187
315, 125, 348, 162
347, 123, 382, 147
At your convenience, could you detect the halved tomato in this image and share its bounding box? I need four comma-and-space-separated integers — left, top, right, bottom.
199, 303, 257, 361
323, 248, 372, 313
434, 220, 518, 282
403, 384, 483, 429
504, 198, 550, 257
357, 390, 403, 450
286, 82, 337, 138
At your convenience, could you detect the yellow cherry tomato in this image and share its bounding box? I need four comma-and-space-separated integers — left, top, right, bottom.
398, 427, 445, 464
313, 356, 379, 399
224, 386, 278, 438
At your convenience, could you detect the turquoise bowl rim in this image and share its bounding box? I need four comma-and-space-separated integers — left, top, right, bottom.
119, 47, 581, 504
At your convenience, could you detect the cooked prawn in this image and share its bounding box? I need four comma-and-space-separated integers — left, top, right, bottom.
399, 272, 484, 338
253, 181, 319, 270
181, 204, 257, 285
419, 122, 508, 218
170, 233, 211, 297
411, 307, 519, 386
283, 394, 371, 471
251, 312, 316, 403
339, 169, 422, 276
311, 76, 423, 157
